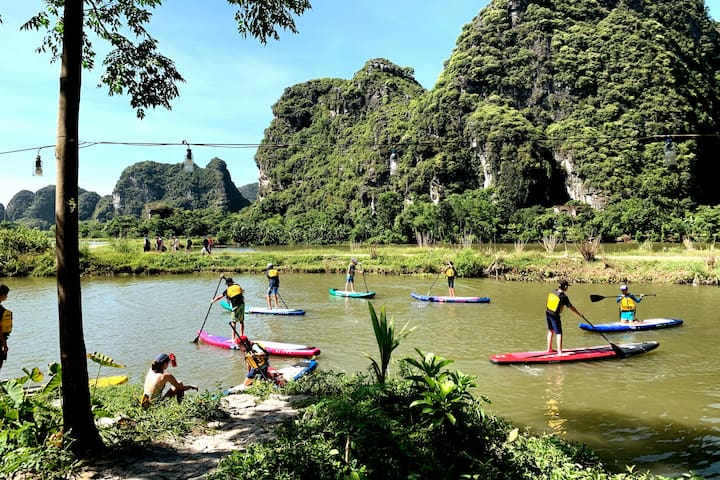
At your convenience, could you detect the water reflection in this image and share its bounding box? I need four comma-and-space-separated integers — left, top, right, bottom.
543, 369, 567, 435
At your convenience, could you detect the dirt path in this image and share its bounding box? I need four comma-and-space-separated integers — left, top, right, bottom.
73, 393, 302, 480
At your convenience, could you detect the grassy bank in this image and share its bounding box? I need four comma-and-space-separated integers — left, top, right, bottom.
76, 240, 719, 286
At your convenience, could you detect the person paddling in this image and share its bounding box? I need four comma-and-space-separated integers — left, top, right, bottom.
266, 263, 280, 309
545, 279, 584, 354
0, 284, 13, 373
616, 284, 644, 323
212, 276, 245, 339
444, 261, 456, 297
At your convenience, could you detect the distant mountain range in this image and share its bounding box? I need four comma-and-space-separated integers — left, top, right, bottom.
0, 158, 256, 229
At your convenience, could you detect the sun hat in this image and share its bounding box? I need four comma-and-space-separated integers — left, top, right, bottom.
620, 284, 628, 290
558, 279, 569, 288
225, 277, 234, 284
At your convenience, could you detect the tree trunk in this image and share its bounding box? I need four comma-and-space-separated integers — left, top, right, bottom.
56, 0, 103, 455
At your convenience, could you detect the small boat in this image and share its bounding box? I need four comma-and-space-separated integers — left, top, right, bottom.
579, 318, 683, 332
410, 292, 490, 303
329, 288, 375, 298
220, 300, 305, 315
247, 306, 306, 316
489, 341, 659, 365
197, 330, 320, 357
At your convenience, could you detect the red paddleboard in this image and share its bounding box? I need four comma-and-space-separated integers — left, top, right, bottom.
490, 341, 659, 365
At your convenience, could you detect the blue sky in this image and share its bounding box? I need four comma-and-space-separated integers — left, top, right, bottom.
0, 0, 483, 206
1, 0, 719, 207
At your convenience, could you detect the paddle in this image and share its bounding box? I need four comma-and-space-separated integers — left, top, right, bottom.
191, 275, 225, 343
361, 268, 370, 293
228, 322, 271, 382
590, 293, 656, 302
426, 270, 442, 296
580, 315, 626, 358
278, 292, 290, 310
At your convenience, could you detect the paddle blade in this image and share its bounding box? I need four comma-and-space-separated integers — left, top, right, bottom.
589, 294, 609, 302
610, 343, 626, 358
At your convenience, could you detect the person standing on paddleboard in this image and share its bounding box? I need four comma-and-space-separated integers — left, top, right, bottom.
0, 284, 13, 373
344, 258, 360, 292
616, 284, 643, 323
212, 276, 246, 339
546, 279, 584, 354
266, 263, 280, 309
444, 261, 457, 297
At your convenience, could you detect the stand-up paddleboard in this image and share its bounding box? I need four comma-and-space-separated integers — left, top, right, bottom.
197, 330, 320, 357
490, 341, 659, 365
89, 375, 129, 387
410, 292, 490, 303
579, 318, 682, 332
220, 300, 305, 315
247, 306, 306, 316
329, 288, 375, 298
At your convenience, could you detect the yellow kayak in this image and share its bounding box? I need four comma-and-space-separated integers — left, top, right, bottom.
89, 375, 129, 388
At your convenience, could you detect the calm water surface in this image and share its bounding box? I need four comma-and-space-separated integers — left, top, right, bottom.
2, 273, 718, 478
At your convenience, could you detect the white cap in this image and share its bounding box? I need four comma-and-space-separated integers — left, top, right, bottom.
267, 263, 273, 268
620, 284, 628, 290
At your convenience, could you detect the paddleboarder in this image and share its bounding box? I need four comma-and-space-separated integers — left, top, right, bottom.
266, 263, 280, 309
141, 353, 197, 408
212, 276, 245, 339
444, 261, 457, 297
344, 258, 360, 292
616, 284, 643, 322
234, 335, 275, 390
545, 279, 584, 355
0, 284, 13, 373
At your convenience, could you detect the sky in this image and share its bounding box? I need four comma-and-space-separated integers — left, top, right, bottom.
0, 0, 485, 207
1, 0, 719, 208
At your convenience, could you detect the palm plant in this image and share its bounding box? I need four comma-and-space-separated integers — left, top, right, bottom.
365, 303, 415, 384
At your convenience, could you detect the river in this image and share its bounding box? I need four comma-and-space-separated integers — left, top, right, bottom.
2, 273, 718, 478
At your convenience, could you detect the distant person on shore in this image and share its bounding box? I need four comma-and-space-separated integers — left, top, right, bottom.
616, 284, 643, 323
545, 279, 584, 354
171, 236, 179, 252
185, 237, 193, 253
208, 237, 214, 253
212, 276, 245, 338
140, 353, 197, 408
266, 263, 280, 309
143, 235, 151, 252
201, 236, 211, 255
0, 284, 13, 373
344, 258, 360, 292
444, 260, 456, 297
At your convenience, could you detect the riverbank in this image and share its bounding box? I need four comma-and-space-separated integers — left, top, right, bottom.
78, 241, 719, 286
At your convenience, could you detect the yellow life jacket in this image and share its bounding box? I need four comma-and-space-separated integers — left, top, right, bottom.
0, 306, 12, 334
227, 284, 243, 299
619, 295, 637, 312
546, 292, 564, 315
245, 342, 269, 369
446, 267, 455, 277
267, 268, 279, 278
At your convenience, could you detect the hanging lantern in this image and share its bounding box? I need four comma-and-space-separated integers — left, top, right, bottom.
182, 140, 194, 172
34, 151, 43, 176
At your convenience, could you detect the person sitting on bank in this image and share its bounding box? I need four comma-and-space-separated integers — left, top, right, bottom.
616, 284, 644, 323
141, 353, 197, 408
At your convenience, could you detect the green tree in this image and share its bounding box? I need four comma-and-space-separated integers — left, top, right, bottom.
12, 0, 310, 456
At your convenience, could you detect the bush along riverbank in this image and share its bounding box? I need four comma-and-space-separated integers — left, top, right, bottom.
4, 233, 718, 286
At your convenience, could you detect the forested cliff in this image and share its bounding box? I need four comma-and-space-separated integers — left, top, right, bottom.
244, 0, 720, 245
